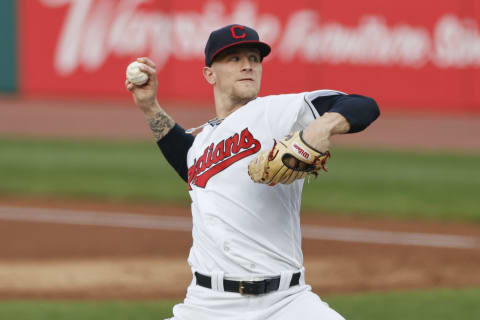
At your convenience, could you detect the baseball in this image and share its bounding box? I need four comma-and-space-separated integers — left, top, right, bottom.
126, 61, 149, 86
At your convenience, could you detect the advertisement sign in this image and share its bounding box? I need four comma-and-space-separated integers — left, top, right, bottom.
19, 0, 480, 112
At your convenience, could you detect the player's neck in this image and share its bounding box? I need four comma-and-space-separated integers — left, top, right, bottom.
214, 92, 253, 119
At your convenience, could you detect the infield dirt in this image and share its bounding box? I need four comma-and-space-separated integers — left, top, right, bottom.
0, 198, 479, 300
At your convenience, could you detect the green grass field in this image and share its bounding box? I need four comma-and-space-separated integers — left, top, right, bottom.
1, 288, 479, 320
1, 137, 479, 222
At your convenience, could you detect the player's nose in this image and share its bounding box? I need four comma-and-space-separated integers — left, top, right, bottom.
240, 57, 253, 72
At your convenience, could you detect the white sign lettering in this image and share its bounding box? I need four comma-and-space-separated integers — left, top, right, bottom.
40, 0, 480, 75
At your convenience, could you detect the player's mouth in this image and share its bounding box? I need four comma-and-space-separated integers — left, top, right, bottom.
238, 78, 255, 82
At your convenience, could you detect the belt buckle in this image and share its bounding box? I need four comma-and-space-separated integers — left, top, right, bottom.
239, 281, 247, 295
239, 280, 266, 295
239, 280, 257, 295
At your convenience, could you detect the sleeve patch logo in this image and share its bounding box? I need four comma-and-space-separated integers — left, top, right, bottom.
188, 128, 261, 189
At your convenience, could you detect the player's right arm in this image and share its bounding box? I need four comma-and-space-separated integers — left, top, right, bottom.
125, 57, 175, 140
126, 57, 194, 182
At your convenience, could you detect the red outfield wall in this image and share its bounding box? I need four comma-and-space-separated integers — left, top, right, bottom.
19, 0, 480, 112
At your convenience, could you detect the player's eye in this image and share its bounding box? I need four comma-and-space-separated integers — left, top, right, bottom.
230, 56, 240, 62
249, 55, 260, 62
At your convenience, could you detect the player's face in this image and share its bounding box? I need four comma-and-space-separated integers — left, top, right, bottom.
210, 47, 262, 103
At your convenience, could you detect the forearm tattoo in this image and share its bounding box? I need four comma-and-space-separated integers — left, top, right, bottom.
146, 111, 175, 141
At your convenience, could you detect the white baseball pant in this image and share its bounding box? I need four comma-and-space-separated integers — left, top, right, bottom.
166, 271, 345, 320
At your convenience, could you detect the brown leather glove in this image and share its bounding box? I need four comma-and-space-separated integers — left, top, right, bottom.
248, 131, 330, 186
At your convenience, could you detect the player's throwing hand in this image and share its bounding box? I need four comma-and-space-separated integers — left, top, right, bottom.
125, 57, 159, 114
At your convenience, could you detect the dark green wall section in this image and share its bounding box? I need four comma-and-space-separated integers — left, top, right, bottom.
0, 0, 17, 93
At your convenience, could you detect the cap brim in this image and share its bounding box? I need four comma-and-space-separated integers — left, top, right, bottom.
208, 40, 271, 66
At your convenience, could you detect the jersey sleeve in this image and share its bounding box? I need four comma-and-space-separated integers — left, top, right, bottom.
264, 90, 345, 139
311, 94, 380, 133
156, 123, 195, 182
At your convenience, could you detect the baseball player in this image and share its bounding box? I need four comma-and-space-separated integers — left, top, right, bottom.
126, 25, 379, 320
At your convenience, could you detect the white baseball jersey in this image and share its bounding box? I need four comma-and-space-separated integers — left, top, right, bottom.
186, 90, 344, 278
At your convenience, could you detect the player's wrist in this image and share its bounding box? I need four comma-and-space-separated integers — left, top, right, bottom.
301, 125, 331, 152
299, 131, 326, 154
139, 100, 162, 117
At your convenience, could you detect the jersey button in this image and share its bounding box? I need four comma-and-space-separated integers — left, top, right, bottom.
223, 242, 230, 252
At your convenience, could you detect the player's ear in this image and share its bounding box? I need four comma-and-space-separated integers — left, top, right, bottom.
203, 67, 216, 85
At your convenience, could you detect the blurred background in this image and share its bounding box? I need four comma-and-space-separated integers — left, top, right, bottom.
0, 1, 479, 319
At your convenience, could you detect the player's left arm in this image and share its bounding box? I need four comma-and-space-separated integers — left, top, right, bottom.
302, 94, 380, 151
248, 94, 378, 185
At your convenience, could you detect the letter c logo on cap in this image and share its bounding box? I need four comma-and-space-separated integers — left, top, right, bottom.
230, 25, 246, 39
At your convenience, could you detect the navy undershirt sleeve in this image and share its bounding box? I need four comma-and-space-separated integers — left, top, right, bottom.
311, 94, 380, 133
156, 123, 194, 182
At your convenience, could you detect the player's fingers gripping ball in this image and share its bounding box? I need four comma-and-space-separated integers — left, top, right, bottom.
248, 131, 330, 186
126, 61, 149, 86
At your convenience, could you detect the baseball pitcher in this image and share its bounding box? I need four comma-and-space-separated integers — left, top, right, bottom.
126, 24, 380, 320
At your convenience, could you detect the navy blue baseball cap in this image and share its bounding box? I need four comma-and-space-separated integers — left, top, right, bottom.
204, 24, 271, 67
